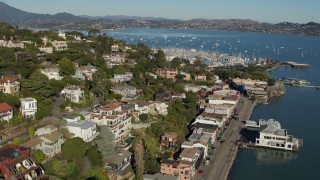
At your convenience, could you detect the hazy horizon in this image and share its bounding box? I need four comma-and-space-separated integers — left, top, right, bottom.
1, 0, 320, 24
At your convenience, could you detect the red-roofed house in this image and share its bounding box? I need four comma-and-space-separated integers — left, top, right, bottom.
0, 145, 45, 179
0, 103, 13, 121
0, 77, 20, 95
157, 68, 178, 79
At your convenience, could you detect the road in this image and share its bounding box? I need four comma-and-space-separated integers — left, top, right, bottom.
195, 98, 255, 180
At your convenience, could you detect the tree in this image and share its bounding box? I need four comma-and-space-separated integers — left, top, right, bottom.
62, 138, 89, 161
95, 126, 115, 159
11, 137, 23, 145
28, 127, 35, 138
21, 70, 53, 99
88, 29, 100, 37
139, 114, 149, 122
32, 149, 44, 164
59, 57, 76, 76
86, 147, 102, 167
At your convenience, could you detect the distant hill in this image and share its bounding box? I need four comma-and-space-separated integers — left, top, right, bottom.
0, 2, 88, 25
79, 15, 171, 21
185, 19, 259, 27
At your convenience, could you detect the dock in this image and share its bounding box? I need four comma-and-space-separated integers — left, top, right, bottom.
286, 61, 310, 68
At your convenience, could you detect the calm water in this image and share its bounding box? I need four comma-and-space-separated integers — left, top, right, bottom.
104, 28, 320, 180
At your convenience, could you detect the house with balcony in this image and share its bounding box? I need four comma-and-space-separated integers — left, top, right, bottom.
194, 74, 207, 81
0, 145, 45, 179
66, 120, 99, 142
21, 125, 65, 157
160, 159, 192, 180
77, 64, 97, 80
179, 148, 203, 176
0, 103, 13, 122
0, 76, 20, 95
110, 72, 133, 83
15, 51, 32, 61
105, 149, 135, 180
91, 112, 132, 142
51, 40, 67, 51
41, 67, 63, 80
160, 132, 179, 152
110, 85, 137, 98
20, 98, 37, 119
61, 85, 84, 103
156, 68, 178, 79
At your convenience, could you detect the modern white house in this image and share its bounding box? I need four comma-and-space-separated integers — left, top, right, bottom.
41, 67, 63, 80
148, 101, 169, 116
66, 120, 99, 142
21, 125, 65, 157
91, 113, 132, 142
19, 97, 37, 119
0, 103, 13, 122
58, 32, 66, 39
0, 77, 20, 95
61, 85, 84, 103
193, 112, 226, 127
51, 40, 67, 51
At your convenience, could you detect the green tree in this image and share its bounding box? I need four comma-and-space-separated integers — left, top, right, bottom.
139, 114, 149, 122
88, 29, 100, 37
62, 138, 89, 161
86, 147, 102, 167
21, 70, 53, 99
28, 127, 35, 138
59, 57, 76, 76
95, 126, 115, 159
32, 149, 44, 164
11, 137, 23, 145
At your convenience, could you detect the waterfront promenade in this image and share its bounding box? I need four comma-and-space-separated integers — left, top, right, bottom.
196, 97, 256, 180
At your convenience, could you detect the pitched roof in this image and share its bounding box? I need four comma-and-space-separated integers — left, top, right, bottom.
0, 77, 18, 83
0, 103, 12, 112
21, 137, 43, 148
41, 131, 63, 142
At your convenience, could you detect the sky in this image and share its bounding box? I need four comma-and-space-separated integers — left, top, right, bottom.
2, 0, 320, 23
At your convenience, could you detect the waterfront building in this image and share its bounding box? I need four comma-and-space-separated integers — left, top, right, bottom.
0, 76, 20, 95
19, 97, 37, 119
0, 103, 13, 122
255, 120, 302, 151
0, 145, 45, 179
193, 112, 226, 127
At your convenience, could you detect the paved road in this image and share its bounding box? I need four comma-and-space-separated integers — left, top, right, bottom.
195, 98, 255, 180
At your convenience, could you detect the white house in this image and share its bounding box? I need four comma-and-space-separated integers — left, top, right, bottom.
66, 120, 99, 142
20, 97, 37, 119
39, 46, 53, 54
194, 74, 207, 81
193, 112, 226, 127
58, 32, 66, 39
111, 72, 133, 83
51, 40, 67, 51
61, 85, 84, 103
0, 77, 20, 95
0, 103, 13, 122
41, 67, 63, 80
91, 112, 132, 142
77, 64, 97, 80
21, 124, 65, 157
5, 40, 25, 48
204, 104, 232, 118
148, 101, 168, 116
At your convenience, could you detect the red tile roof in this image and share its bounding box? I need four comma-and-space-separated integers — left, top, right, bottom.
0, 103, 12, 112
0, 77, 18, 83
